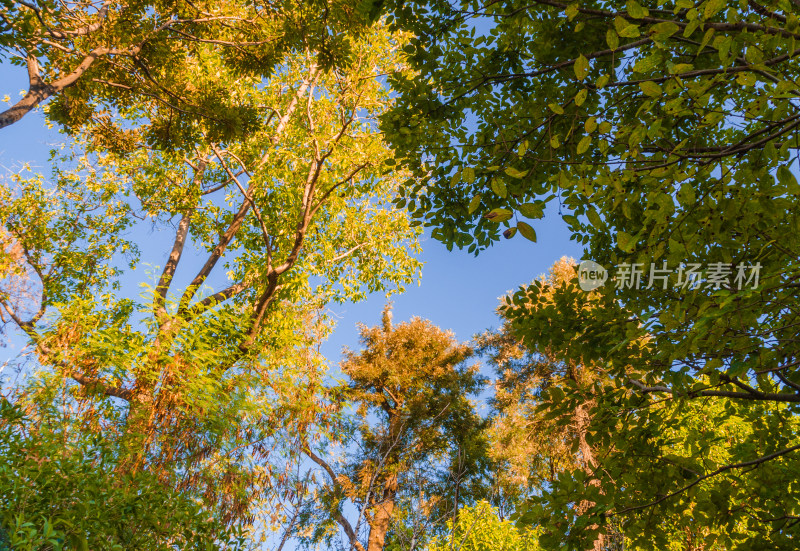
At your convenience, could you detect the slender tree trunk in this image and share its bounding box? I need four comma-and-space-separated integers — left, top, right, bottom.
574, 400, 605, 551
366, 473, 398, 551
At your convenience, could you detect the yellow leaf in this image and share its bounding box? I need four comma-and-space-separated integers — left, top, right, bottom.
574, 54, 590, 80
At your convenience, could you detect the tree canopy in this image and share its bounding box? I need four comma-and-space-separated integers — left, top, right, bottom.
3, 0, 800, 549
1, 15, 421, 548
382, 0, 800, 549
300, 306, 489, 551
0, 0, 379, 136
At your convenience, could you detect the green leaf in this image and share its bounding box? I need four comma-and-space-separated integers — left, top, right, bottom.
704, 0, 726, 19
468, 193, 482, 214
558, 171, 570, 188
778, 165, 800, 193
615, 16, 640, 37
587, 209, 603, 229
577, 135, 592, 154
574, 88, 588, 106
619, 24, 640, 38
462, 166, 475, 184
639, 81, 662, 97
606, 29, 620, 50
633, 55, 660, 74
548, 386, 565, 403
650, 21, 680, 37
549, 103, 565, 115
617, 230, 635, 252
565, 3, 579, 20
504, 167, 528, 179
670, 63, 694, 74
484, 208, 513, 222
677, 182, 696, 206
518, 202, 544, 219
736, 72, 756, 87
574, 55, 590, 80
627, 0, 649, 19
491, 178, 508, 198
517, 221, 537, 242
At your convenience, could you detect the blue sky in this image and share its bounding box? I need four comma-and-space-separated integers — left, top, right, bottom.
0, 62, 581, 377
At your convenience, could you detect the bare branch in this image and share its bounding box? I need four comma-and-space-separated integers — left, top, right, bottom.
153, 191, 199, 320
182, 280, 250, 320
210, 144, 273, 266
328, 243, 369, 265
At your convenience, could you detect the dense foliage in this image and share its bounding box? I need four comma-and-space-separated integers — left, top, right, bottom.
0, 398, 244, 550
0, 0, 380, 135
1, 8, 422, 547
383, 0, 800, 549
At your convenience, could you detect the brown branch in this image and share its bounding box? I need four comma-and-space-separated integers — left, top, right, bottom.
178, 194, 252, 314
775, 371, 800, 393
182, 281, 249, 320
154, 211, 192, 313
210, 144, 273, 266
304, 446, 367, 551
237, 271, 279, 353
70, 372, 133, 401
747, 0, 787, 23
310, 162, 370, 218
153, 162, 202, 319
0, 54, 47, 129
611, 443, 800, 516
0, 41, 138, 129
47, 3, 110, 39
629, 378, 800, 403
328, 243, 369, 265
257, 63, 319, 167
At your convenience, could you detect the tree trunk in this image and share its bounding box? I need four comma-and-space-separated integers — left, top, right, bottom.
574, 401, 605, 551
366, 473, 398, 551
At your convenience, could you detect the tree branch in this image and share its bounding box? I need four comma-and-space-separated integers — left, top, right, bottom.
304, 446, 367, 551
178, 193, 252, 314
154, 199, 198, 320
629, 378, 800, 403
611, 443, 800, 516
